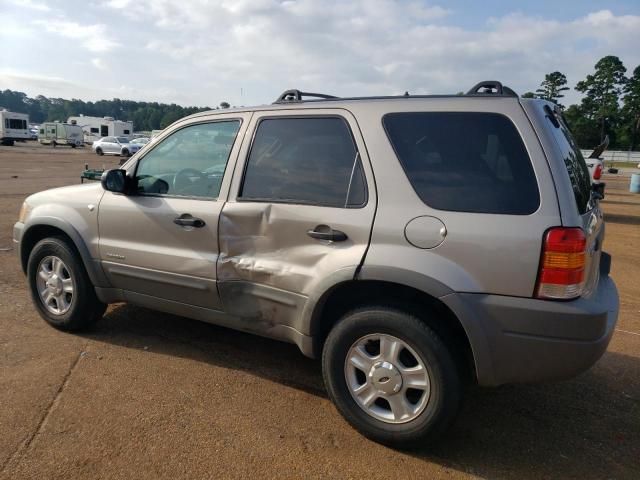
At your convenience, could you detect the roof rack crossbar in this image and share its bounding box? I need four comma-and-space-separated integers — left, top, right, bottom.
274, 89, 338, 104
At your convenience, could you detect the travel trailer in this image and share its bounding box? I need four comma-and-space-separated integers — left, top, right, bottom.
67, 115, 134, 143
0, 109, 30, 146
38, 121, 85, 147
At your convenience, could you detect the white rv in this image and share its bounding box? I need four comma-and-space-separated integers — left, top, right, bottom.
0, 109, 30, 146
38, 121, 85, 147
67, 115, 134, 144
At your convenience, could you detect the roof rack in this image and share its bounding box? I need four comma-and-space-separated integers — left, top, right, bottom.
270, 81, 517, 105
273, 89, 338, 104
466, 81, 518, 97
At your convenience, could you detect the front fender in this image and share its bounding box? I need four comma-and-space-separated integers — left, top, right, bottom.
21, 211, 109, 287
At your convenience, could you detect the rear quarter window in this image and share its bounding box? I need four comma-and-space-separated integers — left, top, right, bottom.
546, 109, 592, 214
383, 112, 540, 215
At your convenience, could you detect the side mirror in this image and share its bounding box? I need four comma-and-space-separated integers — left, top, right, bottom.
101, 169, 129, 194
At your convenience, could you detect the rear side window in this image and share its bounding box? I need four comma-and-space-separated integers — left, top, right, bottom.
240, 117, 366, 208
547, 111, 592, 214
383, 112, 540, 215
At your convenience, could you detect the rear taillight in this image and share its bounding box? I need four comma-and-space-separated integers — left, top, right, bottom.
594, 163, 603, 180
536, 227, 587, 300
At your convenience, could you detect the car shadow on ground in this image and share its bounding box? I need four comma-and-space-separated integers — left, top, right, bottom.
83, 304, 640, 479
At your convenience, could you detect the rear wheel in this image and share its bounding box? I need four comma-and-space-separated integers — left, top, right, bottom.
96, 147, 103, 156
27, 237, 106, 331
322, 307, 461, 448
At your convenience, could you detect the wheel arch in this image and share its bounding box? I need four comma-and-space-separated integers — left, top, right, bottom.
306, 277, 477, 383
20, 219, 109, 287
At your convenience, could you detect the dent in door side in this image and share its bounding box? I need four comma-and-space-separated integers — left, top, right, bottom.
217, 202, 365, 331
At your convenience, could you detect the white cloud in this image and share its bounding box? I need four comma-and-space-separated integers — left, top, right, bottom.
110, 3, 640, 106
91, 58, 108, 71
8, 0, 50, 11
4, 2, 640, 108
34, 19, 120, 52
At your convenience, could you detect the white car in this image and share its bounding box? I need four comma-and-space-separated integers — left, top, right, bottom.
92, 136, 142, 157
130, 137, 150, 146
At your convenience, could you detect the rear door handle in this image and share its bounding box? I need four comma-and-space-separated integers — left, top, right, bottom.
307, 224, 348, 242
174, 214, 206, 228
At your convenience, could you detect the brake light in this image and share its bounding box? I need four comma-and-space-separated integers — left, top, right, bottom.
536, 227, 586, 300
594, 163, 603, 180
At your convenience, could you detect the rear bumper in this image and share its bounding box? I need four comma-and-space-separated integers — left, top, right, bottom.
442, 259, 619, 386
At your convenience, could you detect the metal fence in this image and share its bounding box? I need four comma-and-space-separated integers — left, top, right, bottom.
580, 150, 640, 164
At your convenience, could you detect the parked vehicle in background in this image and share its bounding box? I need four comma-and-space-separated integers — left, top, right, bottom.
38, 122, 84, 148
92, 136, 142, 156
68, 115, 133, 144
29, 127, 39, 140
150, 129, 163, 139
585, 135, 608, 198
14, 82, 619, 448
0, 109, 30, 146
130, 137, 149, 146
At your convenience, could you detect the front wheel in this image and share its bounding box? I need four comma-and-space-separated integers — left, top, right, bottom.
322, 307, 461, 448
96, 147, 103, 156
121, 149, 130, 157
27, 237, 106, 331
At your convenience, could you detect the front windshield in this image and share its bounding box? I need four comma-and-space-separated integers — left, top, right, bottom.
116, 137, 129, 143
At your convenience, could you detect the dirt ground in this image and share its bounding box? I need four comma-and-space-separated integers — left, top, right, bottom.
0, 143, 638, 480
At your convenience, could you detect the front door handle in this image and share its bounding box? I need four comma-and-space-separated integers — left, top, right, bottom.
174, 214, 206, 228
307, 224, 348, 242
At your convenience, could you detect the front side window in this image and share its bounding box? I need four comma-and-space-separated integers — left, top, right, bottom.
135, 120, 240, 199
383, 112, 540, 215
240, 117, 366, 208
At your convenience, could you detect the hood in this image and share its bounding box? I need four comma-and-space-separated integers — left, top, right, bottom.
26, 182, 105, 208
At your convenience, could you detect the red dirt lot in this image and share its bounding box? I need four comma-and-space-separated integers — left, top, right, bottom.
0, 143, 639, 479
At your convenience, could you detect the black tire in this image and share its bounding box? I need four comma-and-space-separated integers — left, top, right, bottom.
71, 144, 76, 149
322, 307, 461, 448
122, 149, 130, 157
96, 147, 103, 156
27, 237, 106, 331
52, 141, 57, 148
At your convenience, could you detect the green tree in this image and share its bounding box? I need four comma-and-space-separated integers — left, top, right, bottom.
0, 88, 210, 130
535, 71, 570, 107
521, 91, 536, 99
575, 55, 627, 142
620, 65, 640, 151
564, 104, 601, 149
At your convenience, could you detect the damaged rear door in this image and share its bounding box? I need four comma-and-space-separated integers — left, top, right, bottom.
218, 110, 376, 333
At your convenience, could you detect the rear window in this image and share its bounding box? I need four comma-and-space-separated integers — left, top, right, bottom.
383, 112, 540, 214
546, 110, 592, 214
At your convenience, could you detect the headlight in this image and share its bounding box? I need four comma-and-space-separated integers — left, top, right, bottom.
18, 202, 32, 222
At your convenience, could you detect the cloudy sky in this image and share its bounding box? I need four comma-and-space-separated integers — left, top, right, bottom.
1, 0, 639, 108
